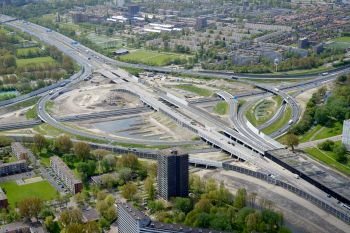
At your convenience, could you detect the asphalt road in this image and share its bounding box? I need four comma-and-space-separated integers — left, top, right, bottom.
2, 14, 350, 220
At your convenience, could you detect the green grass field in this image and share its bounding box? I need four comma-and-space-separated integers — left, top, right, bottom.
304, 147, 350, 176
245, 97, 281, 127
299, 125, 322, 143
174, 84, 212, 97
25, 106, 37, 119
213, 101, 228, 115
16, 47, 42, 57
334, 36, 350, 42
16, 56, 57, 68
262, 106, 292, 135
0, 180, 58, 208
119, 50, 189, 66
313, 122, 343, 140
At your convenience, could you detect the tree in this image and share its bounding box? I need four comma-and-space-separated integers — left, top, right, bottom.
74, 192, 87, 207
74, 142, 91, 161
118, 167, 133, 185
148, 200, 165, 214
174, 197, 192, 214
318, 140, 335, 151
120, 182, 137, 200
77, 161, 96, 182
245, 211, 262, 233
44, 216, 55, 232
101, 154, 116, 172
59, 208, 83, 227
84, 221, 101, 233
234, 188, 247, 209
148, 162, 157, 178
93, 149, 109, 160
334, 144, 348, 163
117, 154, 139, 170
54, 135, 72, 154
33, 134, 46, 152
194, 199, 213, 213
285, 133, 299, 152
96, 195, 117, 223
63, 223, 83, 233
144, 176, 156, 200
336, 75, 347, 83
190, 174, 205, 196
18, 197, 43, 220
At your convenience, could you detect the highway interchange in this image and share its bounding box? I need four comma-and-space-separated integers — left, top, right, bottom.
1, 14, 350, 224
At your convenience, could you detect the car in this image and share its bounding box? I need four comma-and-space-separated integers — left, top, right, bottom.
327, 194, 331, 198
321, 72, 329, 76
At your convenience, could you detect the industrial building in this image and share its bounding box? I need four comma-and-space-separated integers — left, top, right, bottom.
342, 119, 350, 151
117, 202, 230, 233
157, 149, 188, 200
50, 156, 83, 194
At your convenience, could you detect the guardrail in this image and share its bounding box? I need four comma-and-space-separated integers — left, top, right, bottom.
222, 162, 350, 225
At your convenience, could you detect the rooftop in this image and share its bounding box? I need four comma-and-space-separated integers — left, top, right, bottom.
269, 149, 350, 202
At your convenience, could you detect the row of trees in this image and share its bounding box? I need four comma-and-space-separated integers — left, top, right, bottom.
142, 175, 290, 233
291, 74, 350, 136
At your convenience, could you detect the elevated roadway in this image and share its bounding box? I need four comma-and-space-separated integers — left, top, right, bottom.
0, 107, 152, 131
2, 14, 350, 221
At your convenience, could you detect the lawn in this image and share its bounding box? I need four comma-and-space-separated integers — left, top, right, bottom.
246, 97, 281, 127
25, 106, 37, 119
174, 84, 212, 97
313, 122, 343, 140
16, 56, 57, 68
262, 106, 292, 135
299, 125, 323, 143
0, 180, 58, 208
45, 100, 54, 114
334, 36, 350, 42
118, 50, 190, 66
213, 101, 228, 115
0, 92, 16, 101
16, 47, 42, 57
304, 147, 350, 177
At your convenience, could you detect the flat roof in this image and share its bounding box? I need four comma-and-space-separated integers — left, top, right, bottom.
269, 149, 350, 201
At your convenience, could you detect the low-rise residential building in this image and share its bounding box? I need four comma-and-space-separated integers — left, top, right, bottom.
0, 160, 28, 177
11, 142, 36, 167
0, 222, 46, 233
0, 187, 8, 210
117, 202, 230, 233
50, 156, 83, 194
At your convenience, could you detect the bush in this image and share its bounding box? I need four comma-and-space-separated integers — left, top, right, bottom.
318, 140, 335, 151
334, 144, 348, 163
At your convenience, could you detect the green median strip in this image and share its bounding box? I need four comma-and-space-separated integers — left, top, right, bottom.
262, 106, 292, 135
